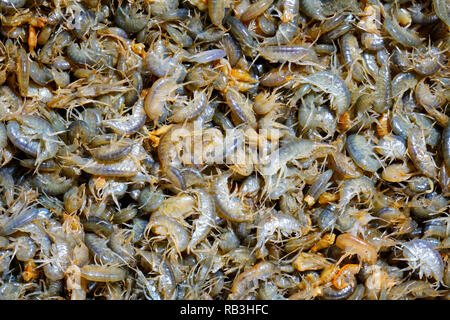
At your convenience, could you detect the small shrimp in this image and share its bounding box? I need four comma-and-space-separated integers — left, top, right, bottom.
213, 172, 252, 222
157, 124, 187, 190
257, 15, 277, 37
260, 67, 292, 87
115, 4, 147, 33
148, 214, 190, 253
381, 163, 413, 183
103, 98, 147, 135
260, 138, 335, 176
0, 207, 44, 236
299, 0, 326, 20
412, 47, 445, 76
332, 264, 360, 290
33, 173, 74, 196
259, 45, 319, 66
229, 261, 276, 299
222, 35, 242, 67
263, 16, 299, 45
300, 71, 351, 117
292, 252, 332, 272
90, 140, 133, 163
407, 130, 437, 178
305, 169, 333, 207
391, 72, 418, 101
225, 87, 257, 129
361, 33, 384, 51
346, 134, 381, 173
339, 176, 374, 209
208, 0, 226, 27
29, 60, 53, 86
341, 33, 364, 82
283, 0, 300, 22
144, 77, 178, 121
329, 151, 361, 179
322, 283, 355, 300
16, 47, 29, 97
82, 217, 114, 237
80, 265, 126, 282
298, 99, 336, 137
225, 16, 258, 57
383, 12, 423, 47
188, 189, 216, 252
255, 212, 305, 257
415, 79, 448, 127
68, 152, 140, 177
335, 233, 377, 264
241, 0, 274, 22
171, 90, 208, 123
11, 235, 37, 261
85, 233, 119, 264
402, 239, 444, 283
186, 49, 226, 64
373, 62, 392, 113
108, 229, 135, 263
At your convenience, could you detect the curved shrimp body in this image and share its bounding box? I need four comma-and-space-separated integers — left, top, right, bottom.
336, 233, 377, 264
301, 71, 350, 116
402, 239, 444, 282
383, 13, 423, 47
346, 134, 381, 173
188, 189, 216, 252
339, 176, 374, 209
260, 138, 336, 176
66, 40, 103, 67
171, 90, 208, 123
299, 0, 326, 20
322, 284, 355, 300
255, 213, 304, 253
148, 214, 190, 252
341, 33, 364, 82
409, 4, 438, 25
407, 131, 437, 178
157, 124, 186, 190
229, 261, 276, 299
415, 79, 448, 128
85, 233, 119, 264
0, 207, 44, 236
214, 172, 252, 222
7, 116, 58, 162
225, 88, 257, 129
115, 4, 147, 33
144, 77, 177, 121
103, 98, 147, 135
69, 150, 139, 178
298, 101, 336, 137
90, 140, 133, 163
6, 121, 40, 157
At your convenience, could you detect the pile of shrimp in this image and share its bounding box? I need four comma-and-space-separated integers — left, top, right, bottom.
0, 0, 448, 300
